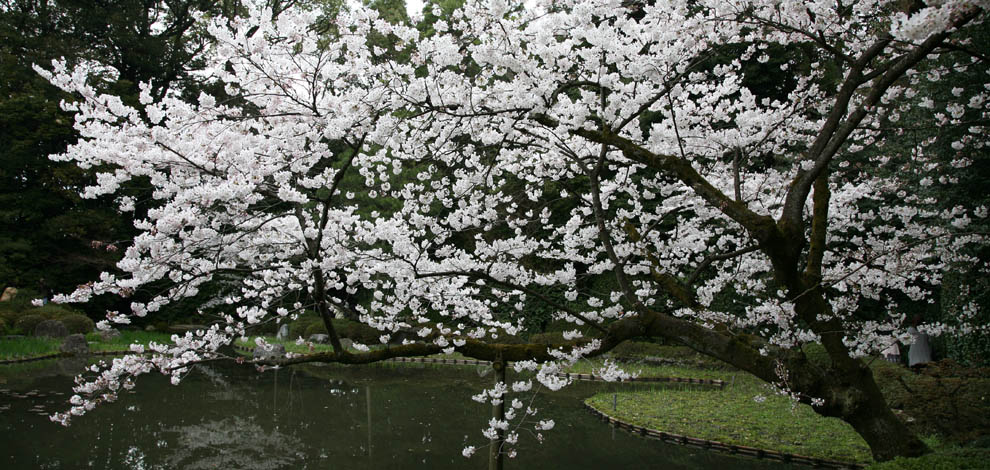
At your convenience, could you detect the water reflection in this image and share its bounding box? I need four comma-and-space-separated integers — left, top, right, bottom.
165, 416, 307, 469
0, 360, 794, 470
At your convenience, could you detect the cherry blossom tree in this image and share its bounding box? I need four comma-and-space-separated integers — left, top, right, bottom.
38, 0, 988, 462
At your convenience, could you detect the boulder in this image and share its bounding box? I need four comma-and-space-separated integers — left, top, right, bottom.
0, 287, 17, 302
308, 333, 329, 344
340, 338, 353, 350
34, 320, 69, 338
253, 344, 286, 360
99, 329, 121, 342
60, 334, 89, 355
276, 323, 290, 340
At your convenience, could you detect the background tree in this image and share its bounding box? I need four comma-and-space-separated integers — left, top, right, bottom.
0, 0, 221, 312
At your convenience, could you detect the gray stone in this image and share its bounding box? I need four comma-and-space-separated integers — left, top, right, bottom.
34, 320, 69, 338
99, 329, 121, 342
308, 333, 329, 344
340, 338, 353, 350
60, 334, 89, 355
145, 325, 156, 332
276, 324, 290, 340
253, 344, 286, 360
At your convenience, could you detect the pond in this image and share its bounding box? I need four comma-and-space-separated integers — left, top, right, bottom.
0, 358, 794, 469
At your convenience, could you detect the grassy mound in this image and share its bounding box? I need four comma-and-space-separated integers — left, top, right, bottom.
580, 358, 873, 464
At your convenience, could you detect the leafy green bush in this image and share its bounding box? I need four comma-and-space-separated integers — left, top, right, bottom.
0, 317, 7, 334
528, 331, 566, 344
14, 314, 45, 335
60, 313, 95, 334
0, 301, 86, 329
873, 360, 990, 444
612, 340, 671, 357
332, 319, 381, 343
304, 321, 327, 338
867, 448, 990, 470
288, 315, 322, 339
0, 287, 41, 311
32, 303, 84, 320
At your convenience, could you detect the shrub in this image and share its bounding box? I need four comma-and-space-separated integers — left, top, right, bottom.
332, 319, 381, 343
0, 287, 41, 312
528, 331, 566, 344
33, 303, 84, 320
14, 314, 45, 335
304, 321, 327, 338
288, 315, 322, 339
0, 302, 20, 324
60, 314, 95, 334
873, 360, 990, 444
612, 340, 670, 357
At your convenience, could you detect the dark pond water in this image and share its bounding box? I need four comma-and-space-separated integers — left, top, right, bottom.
0, 358, 795, 469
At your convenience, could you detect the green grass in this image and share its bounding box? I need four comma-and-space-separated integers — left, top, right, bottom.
0, 336, 63, 360
0, 331, 174, 360
234, 336, 337, 355
581, 358, 874, 464
86, 331, 175, 352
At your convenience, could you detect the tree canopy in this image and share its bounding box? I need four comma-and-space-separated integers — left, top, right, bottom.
36, 0, 989, 462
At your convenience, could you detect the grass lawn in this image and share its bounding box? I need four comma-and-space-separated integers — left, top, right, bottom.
578, 357, 874, 464
0, 336, 63, 360
234, 336, 336, 355
0, 331, 174, 360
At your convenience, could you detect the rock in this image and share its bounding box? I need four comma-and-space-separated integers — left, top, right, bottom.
0, 287, 17, 302
308, 334, 329, 344
145, 325, 156, 332
340, 338, 353, 350
60, 334, 89, 355
276, 323, 290, 340
253, 344, 286, 360
34, 320, 68, 338
99, 329, 121, 342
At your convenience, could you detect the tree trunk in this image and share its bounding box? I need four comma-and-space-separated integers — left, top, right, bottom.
835, 375, 929, 461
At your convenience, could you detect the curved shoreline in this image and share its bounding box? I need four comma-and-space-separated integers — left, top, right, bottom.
234, 345, 728, 386
0, 349, 134, 365
584, 402, 866, 469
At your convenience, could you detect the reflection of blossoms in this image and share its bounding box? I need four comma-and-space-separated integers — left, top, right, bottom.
163, 416, 307, 470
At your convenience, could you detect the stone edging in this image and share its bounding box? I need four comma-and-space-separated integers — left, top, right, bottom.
583, 402, 865, 469
556, 372, 725, 387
